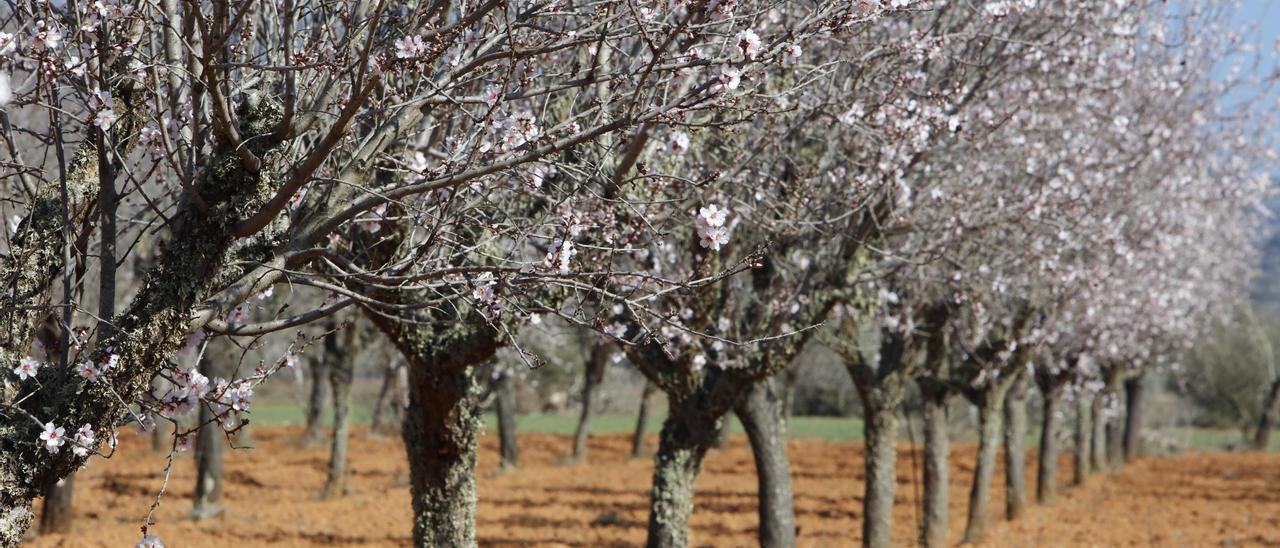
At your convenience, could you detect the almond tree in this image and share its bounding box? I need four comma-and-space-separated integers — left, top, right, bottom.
0, 1, 848, 545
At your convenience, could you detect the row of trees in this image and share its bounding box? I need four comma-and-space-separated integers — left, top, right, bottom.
0, 0, 1274, 547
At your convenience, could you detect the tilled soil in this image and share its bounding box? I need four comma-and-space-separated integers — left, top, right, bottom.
25, 426, 1280, 547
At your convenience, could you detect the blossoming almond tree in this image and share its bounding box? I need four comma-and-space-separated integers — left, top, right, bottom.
0, 0, 855, 544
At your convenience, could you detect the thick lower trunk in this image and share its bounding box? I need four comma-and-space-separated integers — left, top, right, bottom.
1074, 394, 1091, 485
1255, 378, 1280, 450
862, 405, 898, 548
646, 400, 720, 548
962, 391, 1004, 544
495, 372, 519, 469
38, 475, 75, 534
632, 381, 656, 458
1037, 386, 1061, 504
1090, 395, 1107, 472
733, 380, 796, 548
322, 334, 355, 499
1106, 395, 1124, 468
1003, 372, 1029, 520
1123, 374, 1145, 462
918, 380, 950, 548
301, 358, 329, 447
402, 365, 481, 547
571, 347, 608, 463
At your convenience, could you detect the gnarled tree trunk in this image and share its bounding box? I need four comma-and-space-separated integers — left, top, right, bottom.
1003, 371, 1030, 520
571, 342, 609, 463
861, 400, 900, 548
1036, 382, 1064, 503
401, 364, 482, 546
1122, 373, 1145, 462
322, 324, 360, 499
917, 379, 950, 548
1090, 394, 1107, 472
647, 398, 723, 548
733, 379, 796, 548
194, 343, 234, 520
632, 381, 656, 458
371, 362, 404, 435
1255, 378, 1280, 451
301, 357, 329, 447
961, 386, 1006, 544
1074, 393, 1091, 485
494, 370, 519, 470
38, 476, 74, 535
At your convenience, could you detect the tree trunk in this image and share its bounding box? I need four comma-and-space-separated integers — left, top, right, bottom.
1123, 373, 1146, 462
733, 380, 796, 548
371, 362, 398, 435
1106, 385, 1125, 468
918, 380, 950, 548
632, 381, 656, 458
38, 475, 75, 534
495, 371, 519, 469
780, 364, 801, 422
571, 343, 609, 462
962, 388, 1005, 544
711, 416, 733, 448
193, 346, 232, 520
402, 364, 482, 546
1037, 384, 1062, 504
301, 357, 329, 447
1003, 371, 1030, 521
322, 330, 356, 499
1255, 378, 1280, 451
1074, 394, 1091, 485
646, 399, 721, 548
1090, 394, 1107, 472
862, 403, 899, 548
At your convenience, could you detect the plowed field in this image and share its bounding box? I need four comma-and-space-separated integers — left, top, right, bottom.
25, 426, 1280, 546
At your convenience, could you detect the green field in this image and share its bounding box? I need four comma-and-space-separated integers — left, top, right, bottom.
249, 402, 1274, 451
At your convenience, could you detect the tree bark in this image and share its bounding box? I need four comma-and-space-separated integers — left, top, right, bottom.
1255, 378, 1280, 451
301, 357, 329, 447
401, 364, 482, 546
494, 370, 519, 470
646, 399, 722, 548
962, 384, 1009, 544
1106, 383, 1125, 468
862, 403, 899, 548
733, 379, 796, 548
1090, 394, 1107, 472
1123, 373, 1146, 462
38, 476, 74, 534
1036, 383, 1062, 504
1003, 371, 1030, 521
193, 346, 233, 520
322, 327, 357, 499
917, 379, 950, 548
1074, 394, 1091, 485
371, 362, 400, 435
571, 343, 609, 463
632, 381, 656, 458
711, 416, 733, 448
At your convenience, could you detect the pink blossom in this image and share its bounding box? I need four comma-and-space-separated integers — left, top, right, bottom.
394, 35, 427, 59
13, 356, 39, 381
72, 424, 95, 457
734, 29, 761, 60
39, 422, 65, 454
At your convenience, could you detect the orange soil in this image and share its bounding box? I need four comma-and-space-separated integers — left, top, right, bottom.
25, 426, 1280, 547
